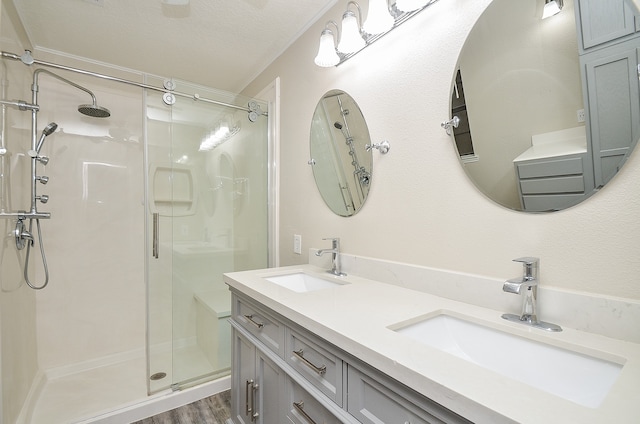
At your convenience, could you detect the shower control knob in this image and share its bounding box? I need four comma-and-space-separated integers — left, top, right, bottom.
38, 156, 49, 165
37, 195, 49, 204
37, 176, 49, 184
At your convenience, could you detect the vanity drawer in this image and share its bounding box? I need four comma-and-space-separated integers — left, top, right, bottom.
347, 365, 471, 424
232, 294, 285, 357
286, 328, 343, 406
286, 377, 342, 424
516, 156, 583, 178
522, 193, 586, 212
519, 175, 585, 194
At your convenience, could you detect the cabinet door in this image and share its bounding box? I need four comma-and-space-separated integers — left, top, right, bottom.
577, 0, 637, 50
231, 329, 287, 424
583, 40, 640, 186
231, 330, 257, 424
255, 349, 286, 424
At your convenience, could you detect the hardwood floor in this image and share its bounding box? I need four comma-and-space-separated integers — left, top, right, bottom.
132, 390, 231, 424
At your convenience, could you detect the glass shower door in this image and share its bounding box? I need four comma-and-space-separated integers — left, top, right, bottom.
146, 78, 269, 393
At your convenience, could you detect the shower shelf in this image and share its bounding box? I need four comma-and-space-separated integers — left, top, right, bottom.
149, 164, 197, 217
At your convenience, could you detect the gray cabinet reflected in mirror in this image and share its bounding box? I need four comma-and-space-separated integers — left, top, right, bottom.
310, 90, 373, 216
450, 0, 640, 212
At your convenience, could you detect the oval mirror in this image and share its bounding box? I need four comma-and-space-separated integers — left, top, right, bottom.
450, 0, 639, 212
310, 90, 372, 216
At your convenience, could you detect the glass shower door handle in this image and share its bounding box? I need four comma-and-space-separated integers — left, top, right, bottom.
152, 212, 159, 259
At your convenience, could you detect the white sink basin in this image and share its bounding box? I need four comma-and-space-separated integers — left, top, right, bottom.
263, 272, 348, 293
391, 313, 623, 408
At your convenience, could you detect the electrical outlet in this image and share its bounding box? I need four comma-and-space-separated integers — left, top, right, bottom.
293, 234, 302, 255
577, 109, 585, 123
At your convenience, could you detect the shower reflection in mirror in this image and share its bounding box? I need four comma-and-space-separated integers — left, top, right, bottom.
310, 90, 373, 217
450, 69, 477, 164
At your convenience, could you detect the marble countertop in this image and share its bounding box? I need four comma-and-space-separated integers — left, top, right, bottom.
224, 264, 640, 424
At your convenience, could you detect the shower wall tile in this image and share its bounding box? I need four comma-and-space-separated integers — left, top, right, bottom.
32, 73, 147, 370
0, 9, 42, 424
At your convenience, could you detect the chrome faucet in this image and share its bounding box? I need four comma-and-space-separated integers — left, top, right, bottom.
501, 257, 562, 332
315, 237, 346, 276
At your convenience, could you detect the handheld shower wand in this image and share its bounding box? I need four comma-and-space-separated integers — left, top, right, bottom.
35, 122, 58, 153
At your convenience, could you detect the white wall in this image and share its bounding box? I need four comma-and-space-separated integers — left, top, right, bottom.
244, 0, 640, 301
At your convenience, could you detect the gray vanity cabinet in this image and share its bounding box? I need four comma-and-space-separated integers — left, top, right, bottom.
229, 290, 472, 424
231, 295, 287, 423
231, 330, 286, 424
514, 154, 592, 212
575, 0, 640, 188
581, 40, 640, 186
576, 0, 638, 51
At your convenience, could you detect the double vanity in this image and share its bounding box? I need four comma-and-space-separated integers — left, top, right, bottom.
224, 258, 640, 424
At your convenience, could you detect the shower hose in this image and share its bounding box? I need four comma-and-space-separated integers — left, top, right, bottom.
24, 218, 49, 290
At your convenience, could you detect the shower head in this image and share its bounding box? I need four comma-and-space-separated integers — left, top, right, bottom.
33, 69, 111, 118
36, 122, 58, 153
78, 103, 111, 118
42, 122, 58, 136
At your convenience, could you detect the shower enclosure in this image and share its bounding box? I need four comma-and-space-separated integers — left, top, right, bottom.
0, 49, 270, 423
145, 75, 270, 394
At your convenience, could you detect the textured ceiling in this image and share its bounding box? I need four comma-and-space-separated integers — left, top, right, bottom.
11, 0, 337, 93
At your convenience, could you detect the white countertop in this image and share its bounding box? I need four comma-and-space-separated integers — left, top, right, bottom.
224, 264, 640, 424
514, 127, 587, 162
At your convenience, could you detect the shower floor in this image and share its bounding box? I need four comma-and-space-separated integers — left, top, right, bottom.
29, 344, 225, 424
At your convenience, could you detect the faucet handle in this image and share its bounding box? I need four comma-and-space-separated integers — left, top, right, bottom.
322, 237, 340, 248
513, 257, 539, 265
513, 257, 539, 280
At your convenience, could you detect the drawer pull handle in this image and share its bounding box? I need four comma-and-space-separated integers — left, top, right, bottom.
293, 349, 326, 375
152, 213, 159, 259
293, 400, 318, 424
245, 379, 259, 422
245, 379, 253, 416
244, 314, 264, 329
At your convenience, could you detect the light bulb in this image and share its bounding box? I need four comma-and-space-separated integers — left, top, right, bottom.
363, 0, 394, 35
314, 29, 340, 67
542, 0, 561, 19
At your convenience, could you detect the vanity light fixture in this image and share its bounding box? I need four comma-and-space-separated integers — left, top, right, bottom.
314, 21, 341, 67
542, 0, 563, 19
314, 0, 439, 68
395, 0, 430, 12
338, 2, 366, 54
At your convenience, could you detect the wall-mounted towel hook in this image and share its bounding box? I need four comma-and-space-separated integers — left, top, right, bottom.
365, 140, 390, 154
441, 116, 460, 135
